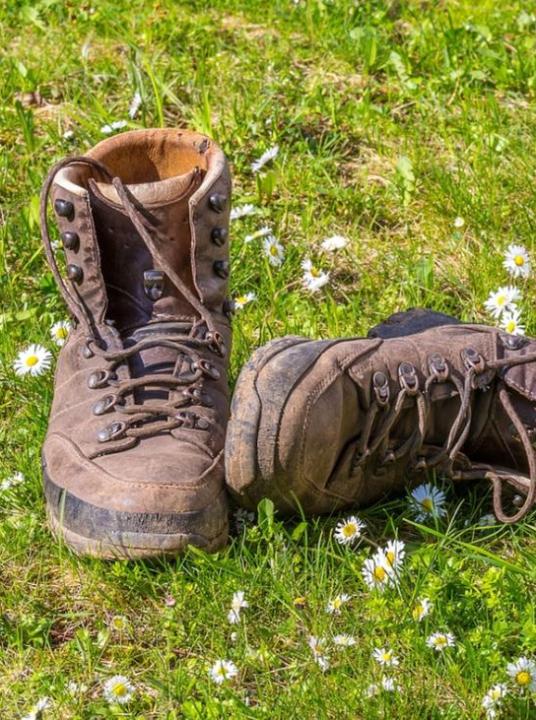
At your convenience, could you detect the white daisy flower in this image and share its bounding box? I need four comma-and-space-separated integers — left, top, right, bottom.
409, 483, 447, 521
484, 286, 521, 319
103, 675, 135, 704
67, 681, 87, 695
209, 659, 238, 684
333, 634, 356, 647
234, 507, 255, 532
372, 647, 399, 668
381, 676, 399, 692
482, 684, 508, 719
251, 144, 279, 173
227, 591, 249, 624
334, 515, 366, 545
234, 292, 256, 311
62, 129, 75, 141
503, 243, 531, 279
365, 683, 380, 697
301, 258, 330, 293
0, 471, 25, 492
412, 597, 432, 622
101, 120, 128, 135
321, 235, 349, 252
22, 697, 50, 720
244, 225, 273, 243
128, 90, 142, 119
506, 656, 536, 691
426, 631, 456, 652
362, 551, 395, 592
382, 539, 405, 571
453, 216, 465, 228
307, 635, 327, 656
109, 615, 129, 632
263, 235, 285, 266
314, 654, 330, 672
500, 308, 525, 336
50, 320, 72, 347
230, 204, 256, 221
326, 593, 351, 615
13, 344, 53, 377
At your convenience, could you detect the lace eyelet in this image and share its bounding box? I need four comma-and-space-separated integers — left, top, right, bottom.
428, 353, 449, 381
92, 394, 118, 416
372, 371, 390, 406
398, 362, 419, 395
97, 421, 125, 443
194, 359, 221, 380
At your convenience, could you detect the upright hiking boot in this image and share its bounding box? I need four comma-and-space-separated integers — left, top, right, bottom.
225, 309, 536, 524
41, 129, 232, 558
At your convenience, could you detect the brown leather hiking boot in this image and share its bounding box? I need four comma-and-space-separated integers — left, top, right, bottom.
225, 310, 536, 524
40, 129, 232, 558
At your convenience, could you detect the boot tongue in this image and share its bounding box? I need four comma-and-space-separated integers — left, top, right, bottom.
88, 167, 203, 332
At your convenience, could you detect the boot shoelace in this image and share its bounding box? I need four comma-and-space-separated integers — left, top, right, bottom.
40, 156, 225, 453
351, 348, 536, 523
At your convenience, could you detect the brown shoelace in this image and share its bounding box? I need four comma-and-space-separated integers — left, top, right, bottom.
352, 350, 536, 523
40, 156, 225, 451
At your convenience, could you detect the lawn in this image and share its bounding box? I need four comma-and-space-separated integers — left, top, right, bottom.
1, 0, 535, 717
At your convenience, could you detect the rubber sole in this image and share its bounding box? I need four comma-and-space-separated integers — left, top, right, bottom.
43, 465, 228, 559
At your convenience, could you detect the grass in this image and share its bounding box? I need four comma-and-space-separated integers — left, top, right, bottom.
1, 0, 536, 717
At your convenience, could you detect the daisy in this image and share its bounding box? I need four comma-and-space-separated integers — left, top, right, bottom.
244, 225, 272, 243
301, 258, 330, 292
321, 235, 349, 252
372, 647, 399, 668
227, 591, 248, 624
506, 656, 536, 692
22, 697, 50, 720
482, 684, 508, 719
500, 308, 525, 336
109, 615, 129, 632
128, 90, 142, 119
307, 635, 327, 656
233, 507, 255, 532
0, 471, 24, 491
209, 659, 238, 684
365, 683, 380, 697
50, 320, 71, 346
334, 515, 366, 545
101, 120, 128, 135
453, 216, 465, 228
484, 286, 521, 319
230, 204, 256, 221
409, 483, 447, 521
263, 235, 285, 267
103, 675, 135, 704
333, 634, 356, 647
234, 292, 256, 310
412, 597, 432, 622
326, 593, 351, 615
362, 552, 395, 592
503, 243, 531, 279
13, 344, 52, 377
62, 129, 75, 141
314, 654, 330, 671
426, 632, 456, 652
251, 144, 279, 173
381, 676, 399, 692
382, 539, 405, 571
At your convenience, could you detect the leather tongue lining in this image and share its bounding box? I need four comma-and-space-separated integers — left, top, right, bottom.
93, 167, 201, 206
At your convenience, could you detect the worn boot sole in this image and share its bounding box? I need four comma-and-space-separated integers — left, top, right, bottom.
226, 335, 344, 511
43, 463, 228, 559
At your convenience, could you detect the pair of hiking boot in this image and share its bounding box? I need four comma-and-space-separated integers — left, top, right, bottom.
40, 128, 536, 558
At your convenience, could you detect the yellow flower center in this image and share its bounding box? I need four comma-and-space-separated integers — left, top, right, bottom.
333, 598, 342, 609
497, 294, 506, 306
386, 550, 395, 565
310, 267, 320, 277
516, 670, 531, 686
342, 523, 356, 537
55, 327, 68, 339
421, 497, 434, 512
413, 604, 423, 619
514, 255, 525, 266
269, 245, 278, 256
505, 320, 516, 334
434, 636, 447, 647
26, 355, 39, 367
113, 683, 127, 697
373, 565, 386, 582
490, 688, 502, 700
382, 652, 392, 662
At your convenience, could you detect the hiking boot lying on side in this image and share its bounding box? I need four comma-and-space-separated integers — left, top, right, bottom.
225, 309, 536, 523
41, 129, 232, 558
